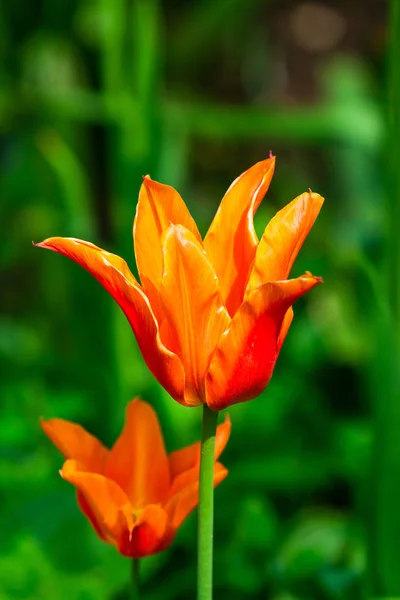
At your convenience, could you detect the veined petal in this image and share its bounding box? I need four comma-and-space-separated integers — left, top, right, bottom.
168, 414, 231, 480
247, 191, 324, 292
40, 418, 108, 474
159, 225, 230, 406
118, 504, 171, 558
164, 462, 228, 530
61, 461, 134, 546
35, 237, 186, 404
206, 274, 322, 410
105, 399, 170, 507
134, 177, 201, 315
204, 157, 275, 316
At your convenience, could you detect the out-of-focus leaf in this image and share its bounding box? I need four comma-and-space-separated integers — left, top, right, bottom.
311, 280, 372, 364
20, 34, 87, 93
232, 495, 279, 552
273, 509, 363, 582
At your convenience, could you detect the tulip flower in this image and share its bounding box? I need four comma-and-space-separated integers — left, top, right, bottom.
41, 398, 230, 558
35, 156, 323, 411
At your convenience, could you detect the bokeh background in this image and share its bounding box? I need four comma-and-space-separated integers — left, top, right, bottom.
1, 0, 396, 598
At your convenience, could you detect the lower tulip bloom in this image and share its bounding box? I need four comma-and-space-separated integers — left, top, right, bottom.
41, 398, 230, 558
35, 156, 323, 410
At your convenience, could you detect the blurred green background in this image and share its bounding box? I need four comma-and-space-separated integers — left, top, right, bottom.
1, 0, 397, 598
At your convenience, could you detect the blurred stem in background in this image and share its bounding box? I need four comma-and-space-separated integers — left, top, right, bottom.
370, 0, 400, 595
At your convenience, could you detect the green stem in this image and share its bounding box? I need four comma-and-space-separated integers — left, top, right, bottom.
130, 559, 140, 600
197, 404, 218, 600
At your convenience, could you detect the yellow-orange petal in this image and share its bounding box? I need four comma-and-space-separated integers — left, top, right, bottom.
168, 414, 231, 480
105, 399, 170, 508
41, 417, 108, 474
277, 307, 294, 351
247, 191, 324, 292
164, 462, 228, 530
35, 237, 186, 405
205, 274, 322, 410
204, 157, 275, 316
61, 460, 134, 546
159, 225, 230, 406
118, 504, 171, 558
133, 177, 202, 317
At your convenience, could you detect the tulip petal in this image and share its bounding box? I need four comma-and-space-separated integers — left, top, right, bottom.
204, 157, 275, 315
165, 462, 228, 530
168, 414, 231, 480
206, 274, 322, 410
105, 399, 170, 507
118, 504, 172, 558
277, 307, 294, 351
159, 225, 230, 406
61, 460, 134, 546
35, 237, 186, 404
247, 191, 324, 292
134, 177, 202, 316
76, 490, 108, 541
41, 418, 108, 473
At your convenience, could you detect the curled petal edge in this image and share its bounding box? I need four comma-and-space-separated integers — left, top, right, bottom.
34, 237, 188, 405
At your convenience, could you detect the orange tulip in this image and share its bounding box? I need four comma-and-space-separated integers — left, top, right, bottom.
36, 156, 323, 410
41, 398, 230, 558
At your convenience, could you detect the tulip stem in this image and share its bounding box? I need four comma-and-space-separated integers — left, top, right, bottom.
130, 558, 140, 600
197, 404, 218, 600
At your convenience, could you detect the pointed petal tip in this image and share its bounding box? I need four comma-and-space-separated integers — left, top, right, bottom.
214, 463, 229, 484
162, 222, 194, 247
259, 155, 276, 171
33, 237, 80, 252
305, 190, 325, 209
241, 156, 275, 182
127, 396, 144, 408
60, 458, 76, 480
39, 416, 54, 435
32, 239, 47, 248
157, 216, 191, 245
302, 271, 324, 285
39, 416, 51, 437
223, 412, 231, 425
128, 528, 133, 542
